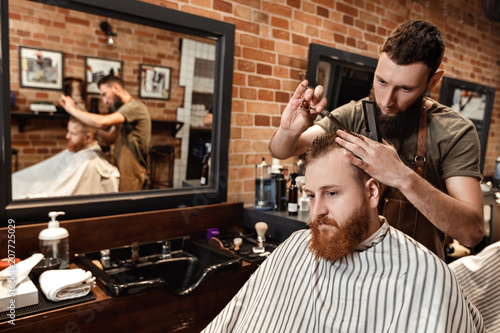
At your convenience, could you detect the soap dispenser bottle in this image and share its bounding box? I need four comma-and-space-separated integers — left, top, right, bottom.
39, 211, 69, 269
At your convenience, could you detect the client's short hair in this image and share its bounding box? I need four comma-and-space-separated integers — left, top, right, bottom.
68, 116, 97, 137
305, 132, 369, 186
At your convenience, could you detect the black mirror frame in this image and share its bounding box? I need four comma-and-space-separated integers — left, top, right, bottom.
306, 43, 378, 110
0, 0, 235, 225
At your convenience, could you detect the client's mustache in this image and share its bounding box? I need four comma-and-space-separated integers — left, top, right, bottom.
310, 215, 339, 228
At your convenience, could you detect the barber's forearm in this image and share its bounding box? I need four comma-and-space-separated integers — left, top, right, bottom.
398, 173, 484, 247
64, 105, 102, 128
269, 127, 302, 159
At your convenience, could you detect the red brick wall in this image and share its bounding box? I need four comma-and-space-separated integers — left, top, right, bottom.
159, 0, 499, 207
9, 0, 500, 208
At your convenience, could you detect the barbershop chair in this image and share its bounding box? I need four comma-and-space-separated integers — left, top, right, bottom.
449, 241, 500, 332
148, 145, 175, 189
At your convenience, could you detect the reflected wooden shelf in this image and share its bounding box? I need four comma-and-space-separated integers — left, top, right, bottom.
151, 119, 184, 136
11, 111, 69, 133
11, 111, 184, 136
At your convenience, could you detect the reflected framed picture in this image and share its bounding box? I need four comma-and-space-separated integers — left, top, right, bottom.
19, 46, 64, 90
85, 57, 122, 94
439, 76, 496, 172
139, 64, 171, 100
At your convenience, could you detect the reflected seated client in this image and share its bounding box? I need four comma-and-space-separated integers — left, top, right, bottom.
12, 117, 120, 199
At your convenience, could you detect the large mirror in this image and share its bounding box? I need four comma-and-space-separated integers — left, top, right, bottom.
439, 77, 495, 173
0, 0, 234, 224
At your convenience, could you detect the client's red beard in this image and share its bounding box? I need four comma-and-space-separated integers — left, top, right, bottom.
309, 204, 370, 261
67, 140, 87, 153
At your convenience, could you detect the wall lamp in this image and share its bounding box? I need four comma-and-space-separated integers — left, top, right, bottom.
100, 21, 117, 48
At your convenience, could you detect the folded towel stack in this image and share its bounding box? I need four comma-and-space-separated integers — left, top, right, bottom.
39, 269, 95, 302
0, 253, 44, 287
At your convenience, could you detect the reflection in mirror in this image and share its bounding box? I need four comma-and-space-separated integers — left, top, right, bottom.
0, 0, 234, 224
439, 77, 496, 172
306, 43, 378, 111
9, 0, 215, 197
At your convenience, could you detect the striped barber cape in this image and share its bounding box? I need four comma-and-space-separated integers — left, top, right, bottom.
203, 220, 484, 333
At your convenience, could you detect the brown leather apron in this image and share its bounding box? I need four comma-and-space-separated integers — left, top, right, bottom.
377, 110, 445, 260
115, 133, 146, 192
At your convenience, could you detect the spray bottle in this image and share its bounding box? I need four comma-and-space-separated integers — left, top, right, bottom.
39, 211, 69, 269
275, 168, 287, 211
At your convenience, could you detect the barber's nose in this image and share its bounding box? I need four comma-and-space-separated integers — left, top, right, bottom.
310, 197, 328, 220
65, 132, 70, 140
379, 89, 396, 108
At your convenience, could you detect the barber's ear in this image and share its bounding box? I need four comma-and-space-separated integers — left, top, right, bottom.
365, 177, 380, 209
427, 69, 444, 91
111, 82, 121, 93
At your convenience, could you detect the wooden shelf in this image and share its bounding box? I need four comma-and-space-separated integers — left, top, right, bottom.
11, 111, 69, 132
11, 112, 184, 136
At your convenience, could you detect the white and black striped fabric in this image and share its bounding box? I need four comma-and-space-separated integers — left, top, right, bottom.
203, 222, 484, 333
449, 241, 500, 332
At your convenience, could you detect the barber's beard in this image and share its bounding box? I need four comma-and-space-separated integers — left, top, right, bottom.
67, 140, 86, 152
109, 96, 124, 113
369, 88, 424, 141
308, 203, 371, 262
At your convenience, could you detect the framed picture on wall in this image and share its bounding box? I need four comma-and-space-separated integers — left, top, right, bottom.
439, 76, 496, 172
85, 57, 123, 94
139, 64, 171, 100
19, 46, 64, 90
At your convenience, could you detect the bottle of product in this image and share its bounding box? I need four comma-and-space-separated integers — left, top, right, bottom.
200, 152, 210, 185
275, 168, 287, 211
495, 156, 500, 180
296, 154, 306, 176
200, 143, 212, 185
271, 159, 282, 210
38, 211, 69, 269
288, 173, 298, 215
254, 158, 273, 210
299, 185, 310, 212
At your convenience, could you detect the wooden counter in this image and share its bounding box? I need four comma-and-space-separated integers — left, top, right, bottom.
0, 202, 258, 332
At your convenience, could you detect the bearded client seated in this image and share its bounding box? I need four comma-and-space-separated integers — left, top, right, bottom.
202, 131, 484, 333
12, 117, 120, 199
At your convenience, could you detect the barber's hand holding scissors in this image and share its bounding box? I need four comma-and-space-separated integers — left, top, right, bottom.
58, 95, 76, 111
335, 130, 412, 189
279, 80, 328, 136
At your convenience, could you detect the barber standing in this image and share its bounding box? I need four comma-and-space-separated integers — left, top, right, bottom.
59, 75, 151, 192
269, 20, 484, 259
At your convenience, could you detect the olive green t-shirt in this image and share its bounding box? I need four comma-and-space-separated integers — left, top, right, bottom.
117, 99, 152, 169
315, 98, 482, 195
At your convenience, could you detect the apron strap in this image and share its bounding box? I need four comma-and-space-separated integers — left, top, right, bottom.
415, 107, 427, 177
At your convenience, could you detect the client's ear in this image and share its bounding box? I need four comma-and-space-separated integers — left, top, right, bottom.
365, 177, 380, 209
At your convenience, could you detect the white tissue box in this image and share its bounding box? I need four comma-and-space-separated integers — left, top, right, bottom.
0, 277, 38, 311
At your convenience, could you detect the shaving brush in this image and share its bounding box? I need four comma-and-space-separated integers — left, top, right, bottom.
253, 222, 268, 253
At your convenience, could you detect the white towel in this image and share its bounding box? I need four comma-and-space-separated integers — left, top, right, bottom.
0, 253, 44, 287
39, 269, 95, 302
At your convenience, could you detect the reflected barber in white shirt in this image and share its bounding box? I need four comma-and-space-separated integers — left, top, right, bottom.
202, 131, 484, 333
